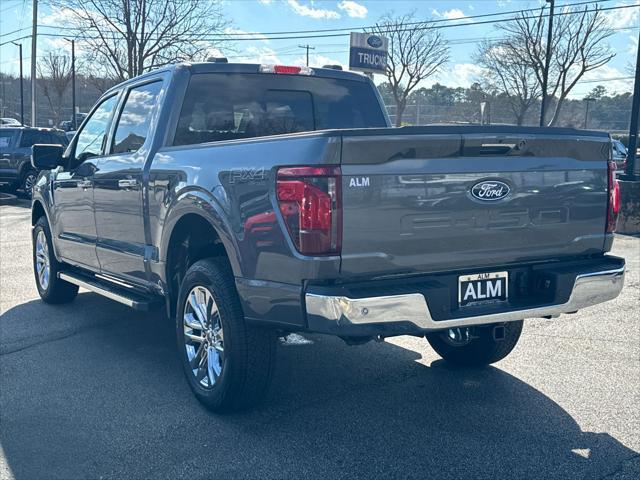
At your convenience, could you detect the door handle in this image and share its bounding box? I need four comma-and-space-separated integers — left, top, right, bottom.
77, 179, 92, 189
118, 179, 139, 189
1, 154, 10, 158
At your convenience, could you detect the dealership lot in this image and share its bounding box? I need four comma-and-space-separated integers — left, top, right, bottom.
0, 199, 638, 480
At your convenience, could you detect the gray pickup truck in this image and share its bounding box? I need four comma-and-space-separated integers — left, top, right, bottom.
30, 61, 625, 412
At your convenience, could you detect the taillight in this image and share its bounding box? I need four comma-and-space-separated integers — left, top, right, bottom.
606, 160, 620, 233
276, 166, 341, 255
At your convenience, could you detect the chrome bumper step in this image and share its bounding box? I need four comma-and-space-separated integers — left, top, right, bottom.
306, 262, 625, 332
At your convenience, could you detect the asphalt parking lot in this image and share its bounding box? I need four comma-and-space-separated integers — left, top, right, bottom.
0, 198, 638, 480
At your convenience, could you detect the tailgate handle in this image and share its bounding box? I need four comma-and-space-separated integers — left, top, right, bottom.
480, 143, 517, 155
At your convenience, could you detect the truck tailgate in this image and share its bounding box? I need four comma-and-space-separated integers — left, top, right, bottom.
339, 127, 611, 278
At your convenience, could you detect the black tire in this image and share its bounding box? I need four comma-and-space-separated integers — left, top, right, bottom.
426, 321, 523, 366
176, 258, 276, 413
32, 216, 79, 304
20, 168, 37, 199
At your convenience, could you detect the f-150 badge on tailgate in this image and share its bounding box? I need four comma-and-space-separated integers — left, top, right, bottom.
471, 180, 511, 201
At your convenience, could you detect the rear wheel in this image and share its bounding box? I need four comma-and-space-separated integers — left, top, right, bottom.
32, 216, 79, 304
176, 258, 276, 412
426, 321, 523, 366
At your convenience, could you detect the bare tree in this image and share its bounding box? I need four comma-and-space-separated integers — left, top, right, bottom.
499, 4, 614, 126
37, 51, 72, 125
369, 12, 449, 127
62, 0, 228, 81
475, 40, 541, 125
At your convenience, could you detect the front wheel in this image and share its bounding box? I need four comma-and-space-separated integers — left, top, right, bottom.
426, 321, 523, 366
176, 258, 276, 413
21, 168, 37, 199
33, 216, 79, 304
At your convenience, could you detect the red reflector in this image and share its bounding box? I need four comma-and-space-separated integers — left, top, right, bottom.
606, 160, 620, 233
276, 166, 341, 255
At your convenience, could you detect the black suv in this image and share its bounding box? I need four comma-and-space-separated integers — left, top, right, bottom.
0, 127, 69, 197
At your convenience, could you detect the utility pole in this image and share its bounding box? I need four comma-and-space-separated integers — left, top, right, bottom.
12, 42, 24, 125
298, 44, 315, 67
625, 27, 640, 181
539, 0, 555, 127
30, 0, 37, 126
583, 97, 594, 130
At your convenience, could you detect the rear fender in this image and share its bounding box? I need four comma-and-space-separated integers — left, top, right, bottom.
159, 188, 241, 277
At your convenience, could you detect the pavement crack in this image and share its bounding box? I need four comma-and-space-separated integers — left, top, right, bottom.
0, 321, 117, 355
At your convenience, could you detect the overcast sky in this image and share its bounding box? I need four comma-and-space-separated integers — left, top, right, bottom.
0, 0, 638, 98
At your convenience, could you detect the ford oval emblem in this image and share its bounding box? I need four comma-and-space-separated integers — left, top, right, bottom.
367, 35, 383, 48
470, 180, 511, 201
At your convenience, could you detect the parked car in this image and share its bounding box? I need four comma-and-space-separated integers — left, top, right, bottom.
612, 139, 628, 175
0, 117, 22, 127
0, 127, 68, 197
59, 113, 88, 132
30, 62, 625, 412
58, 121, 73, 132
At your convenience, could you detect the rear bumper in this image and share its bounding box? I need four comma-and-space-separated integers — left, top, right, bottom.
305, 256, 625, 336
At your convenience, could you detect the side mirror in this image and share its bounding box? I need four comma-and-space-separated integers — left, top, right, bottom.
31, 144, 65, 170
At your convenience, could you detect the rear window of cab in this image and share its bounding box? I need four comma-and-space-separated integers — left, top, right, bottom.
173, 73, 387, 146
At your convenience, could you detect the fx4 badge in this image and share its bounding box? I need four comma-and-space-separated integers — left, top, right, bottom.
349, 177, 370, 187
228, 168, 266, 184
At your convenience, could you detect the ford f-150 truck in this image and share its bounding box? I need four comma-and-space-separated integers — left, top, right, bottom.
30, 61, 625, 412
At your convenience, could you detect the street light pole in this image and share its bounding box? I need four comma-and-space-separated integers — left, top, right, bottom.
30, 0, 38, 126
12, 42, 24, 125
539, 0, 555, 127
70, 39, 76, 130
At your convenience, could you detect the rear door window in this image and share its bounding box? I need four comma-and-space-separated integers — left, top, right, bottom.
111, 81, 162, 154
174, 73, 386, 146
19, 130, 41, 148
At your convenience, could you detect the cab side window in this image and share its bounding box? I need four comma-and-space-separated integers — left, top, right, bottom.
74, 94, 119, 163
111, 81, 162, 154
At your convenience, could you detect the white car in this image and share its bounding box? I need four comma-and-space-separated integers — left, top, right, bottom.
0, 118, 22, 127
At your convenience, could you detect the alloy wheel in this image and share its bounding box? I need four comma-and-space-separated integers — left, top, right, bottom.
23, 173, 37, 197
35, 230, 50, 290
183, 286, 225, 389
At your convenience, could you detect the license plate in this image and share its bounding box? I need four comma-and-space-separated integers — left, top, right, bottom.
458, 271, 508, 307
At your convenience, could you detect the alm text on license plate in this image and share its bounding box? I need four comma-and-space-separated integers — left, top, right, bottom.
458, 271, 508, 307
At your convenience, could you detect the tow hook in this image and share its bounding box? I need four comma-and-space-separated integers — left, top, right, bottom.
444, 327, 472, 346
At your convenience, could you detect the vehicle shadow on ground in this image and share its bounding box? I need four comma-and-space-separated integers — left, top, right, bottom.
0, 194, 30, 208
0, 293, 637, 479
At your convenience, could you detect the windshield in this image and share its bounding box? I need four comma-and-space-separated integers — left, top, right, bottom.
173, 73, 387, 146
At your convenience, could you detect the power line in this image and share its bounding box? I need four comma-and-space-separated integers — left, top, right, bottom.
2, 0, 635, 42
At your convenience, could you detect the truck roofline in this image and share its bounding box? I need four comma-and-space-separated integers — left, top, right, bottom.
103, 61, 370, 96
